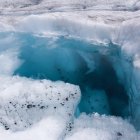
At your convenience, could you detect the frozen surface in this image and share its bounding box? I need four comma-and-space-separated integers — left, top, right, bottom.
0, 0, 140, 15
65, 114, 139, 140
0, 76, 80, 131
0, 116, 66, 140
2, 32, 128, 118
0, 0, 140, 140
0, 114, 139, 140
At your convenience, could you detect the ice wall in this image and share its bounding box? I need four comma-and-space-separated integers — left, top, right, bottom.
8, 32, 128, 118
8, 12, 140, 129
0, 0, 140, 139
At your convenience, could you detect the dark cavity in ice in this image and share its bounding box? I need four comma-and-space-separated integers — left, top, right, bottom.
14, 33, 129, 118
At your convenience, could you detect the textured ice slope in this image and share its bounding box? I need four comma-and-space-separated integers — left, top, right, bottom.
1, 0, 140, 15
0, 0, 140, 140
65, 114, 138, 140
0, 76, 80, 131
1, 11, 140, 128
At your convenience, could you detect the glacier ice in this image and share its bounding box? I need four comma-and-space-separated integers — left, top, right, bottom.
79, 89, 110, 115
0, 76, 80, 131
8, 33, 128, 118
0, 0, 140, 139
0, 116, 66, 140
1, 0, 140, 15
65, 114, 138, 140
0, 114, 138, 140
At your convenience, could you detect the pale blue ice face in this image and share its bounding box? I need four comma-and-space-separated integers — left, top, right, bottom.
13, 33, 129, 117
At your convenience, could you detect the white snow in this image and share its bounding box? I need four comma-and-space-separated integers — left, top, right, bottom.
0, 50, 20, 75
0, 114, 139, 140
0, 76, 80, 131
8, 10, 140, 129
65, 114, 139, 140
0, 116, 65, 140
0, 0, 140, 15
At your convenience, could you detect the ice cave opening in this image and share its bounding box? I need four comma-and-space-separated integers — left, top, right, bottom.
14, 33, 130, 119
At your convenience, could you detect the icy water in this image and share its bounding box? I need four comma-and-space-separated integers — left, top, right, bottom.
13, 33, 129, 118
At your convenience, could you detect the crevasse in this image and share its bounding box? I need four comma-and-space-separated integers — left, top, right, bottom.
0, 1, 140, 139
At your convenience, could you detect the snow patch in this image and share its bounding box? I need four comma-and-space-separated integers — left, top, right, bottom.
0, 76, 80, 131
65, 114, 138, 140
0, 116, 65, 140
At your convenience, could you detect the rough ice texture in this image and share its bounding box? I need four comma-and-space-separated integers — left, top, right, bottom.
0, 114, 139, 140
0, 116, 66, 140
0, 0, 140, 15
0, 76, 80, 131
1, 10, 138, 128
65, 114, 139, 140
0, 0, 140, 140
6, 10, 140, 129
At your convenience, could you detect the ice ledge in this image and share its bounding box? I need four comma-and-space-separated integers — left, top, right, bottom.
0, 0, 140, 15
0, 76, 81, 131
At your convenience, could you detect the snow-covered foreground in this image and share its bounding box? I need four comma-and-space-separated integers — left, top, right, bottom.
0, 0, 140, 140
0, 113, 139, 140
0, 76, 138, 140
